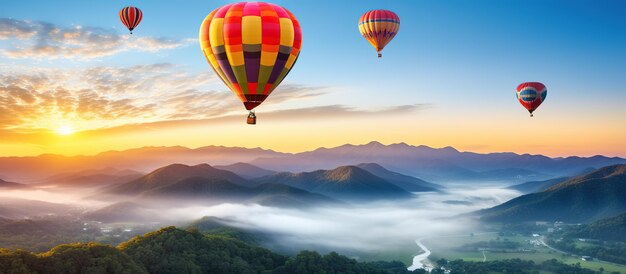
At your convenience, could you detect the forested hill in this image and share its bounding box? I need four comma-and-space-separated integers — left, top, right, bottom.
561, 212, 626, 242
0, 225, 616, 273
478, 164, 626, 223
0, 226, 410, 274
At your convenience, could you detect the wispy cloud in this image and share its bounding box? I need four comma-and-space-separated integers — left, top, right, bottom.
0, 18, 192, 59
0, 64, 333, 136
69, 103, 428, 139
265, 104, 428, 119
0, 64, 217, 131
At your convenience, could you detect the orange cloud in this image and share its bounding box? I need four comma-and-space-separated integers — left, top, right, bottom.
0, 63, 337, 138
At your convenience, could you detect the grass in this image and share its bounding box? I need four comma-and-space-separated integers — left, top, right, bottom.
425, 233, 626, 273
574, 241, 598, 249
548, 256, 626, 274
357, 241, 418, 266
430, 251, 484, 262
355, 232, 626, 273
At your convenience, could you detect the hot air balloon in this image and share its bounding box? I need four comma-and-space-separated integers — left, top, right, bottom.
516, 82, 547, 117
119, 6, 142, 34
358, 10, 400, 58
199, 2, 302, 124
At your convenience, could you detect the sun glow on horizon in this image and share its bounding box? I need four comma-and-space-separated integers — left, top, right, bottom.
55, 125, 76, 135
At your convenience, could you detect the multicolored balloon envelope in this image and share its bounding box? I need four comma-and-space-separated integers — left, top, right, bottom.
119, 6, 142, 34
199, 2, 302, 124
516, 82, 547, 117
358, 10, 400, 58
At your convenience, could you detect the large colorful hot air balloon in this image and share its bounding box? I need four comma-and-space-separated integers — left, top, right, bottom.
358, 10, 400, 58
516, 82, 547, 117
199, 2, 302, 124
119, 6, 143, 34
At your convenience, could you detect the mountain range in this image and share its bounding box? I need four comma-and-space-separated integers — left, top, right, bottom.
478, 164, 626, 223
104, 164, 249, 195
249, 142, 626, 182
507, 177, 569, 194
99, 164, 341, 207
2, 142, 624, 183
253, 166, 414, 200
95, 161, 436, 206
214, 162, 277, 179
38, 167, 143, 189
355, 163, 441, 192
0, 178, 26, 189
0, 145, 286, 181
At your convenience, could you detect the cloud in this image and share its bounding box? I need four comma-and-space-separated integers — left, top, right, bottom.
74, 103, 428, 136
264, 104, 429, 119
1, 75, 153, 130
0, 55, 425, 146
0, 18, 192, 59
0, 64, 214, 131
0, 64, 335, 138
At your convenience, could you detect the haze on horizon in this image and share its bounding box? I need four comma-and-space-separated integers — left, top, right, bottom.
1, 141, 625, 160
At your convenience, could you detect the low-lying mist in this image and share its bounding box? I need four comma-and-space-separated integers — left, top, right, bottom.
165, 187, 520, 253
0, 185, 520, 256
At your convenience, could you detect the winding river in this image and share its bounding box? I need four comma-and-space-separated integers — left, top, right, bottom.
407, 238, 434, 272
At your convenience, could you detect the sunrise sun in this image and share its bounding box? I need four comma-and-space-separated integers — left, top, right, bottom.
56, 125, 75, 135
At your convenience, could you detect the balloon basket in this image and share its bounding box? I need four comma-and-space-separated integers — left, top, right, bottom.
378, 53, 382, 58
247, 112, 256, 125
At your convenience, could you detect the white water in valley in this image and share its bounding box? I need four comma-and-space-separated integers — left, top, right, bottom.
407, 238, 434, 271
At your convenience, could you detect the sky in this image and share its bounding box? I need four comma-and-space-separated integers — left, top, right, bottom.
0, 0, 625, 157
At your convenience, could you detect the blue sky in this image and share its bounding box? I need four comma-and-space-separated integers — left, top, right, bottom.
1, 0, 625, 157
3, 0, 625, 105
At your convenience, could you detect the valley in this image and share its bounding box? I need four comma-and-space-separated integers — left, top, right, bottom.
0, 143, 624, 273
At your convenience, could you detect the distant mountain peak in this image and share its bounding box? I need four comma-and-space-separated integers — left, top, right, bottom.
323, 166, 362, 181
104, 162, 248, 195
148, 163, 207, 176
391, 142, 409, 146
364, 141, 384, 147
441, 146, 459, 152
356, 162, 385, 169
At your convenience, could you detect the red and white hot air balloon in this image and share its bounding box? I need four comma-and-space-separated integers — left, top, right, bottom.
516, 82, 547, 117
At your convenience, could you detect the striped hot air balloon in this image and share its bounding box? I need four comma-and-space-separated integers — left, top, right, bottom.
119, 6, 143, 34
199, 2, 302, 124
358, 10, 400, 58
516, 82, 547, 117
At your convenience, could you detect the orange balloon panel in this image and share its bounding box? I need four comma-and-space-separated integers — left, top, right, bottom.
199, 2, 302, 111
